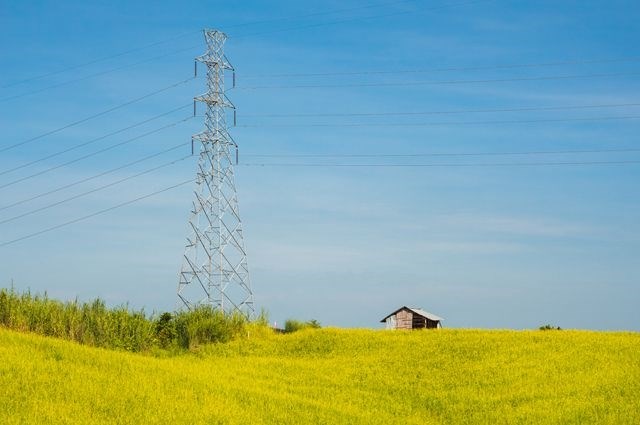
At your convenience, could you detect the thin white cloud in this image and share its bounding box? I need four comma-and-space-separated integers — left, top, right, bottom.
432, 212, 598, 238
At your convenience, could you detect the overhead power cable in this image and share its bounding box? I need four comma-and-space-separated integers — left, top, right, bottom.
0, 0, 418, 90
1, 49, 200, 103
1, 31, 200, 89
3, 0, 635, 103
232, 0, 492, 39
0, 179, 194, 248
6, 52, 640, 103
0, 155, 191, 226
242, 57, 640, 79
0, 104, 191, 176
2, 157, 638, 248
0, 77, 193, 154
0, 116, 194, 191
240, 160, 640, 168
244, 147, 640, 159
0, 0, 420, 93
235, 71, 640, 90
240, 102, 640, 118
236, 114, 640, 128
223, 0, 418, 31
4, 142, 634, 215
0, 142, 189, 212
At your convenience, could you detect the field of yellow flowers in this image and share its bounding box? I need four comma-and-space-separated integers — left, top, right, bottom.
1, 327, 638, 424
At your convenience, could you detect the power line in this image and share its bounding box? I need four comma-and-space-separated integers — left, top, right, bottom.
240, 160, 640, 167
0, 104, 191, 176
244, 147, 640, 158
0, 78, 193, 154
0, 116, 193, 191
223, 0, 418, 31
240, 102, 640, 118
236, 114, 640, 128
6, 51, 640, 104
0, 142, 189, 212
0, 155, 190, 226
232, 0, 492, 39
3, 14, 638, 106
0, 0, 418, 90
0, 0, 420, 94
2, 157, 637, 247
0, 179, 194, 248
235, 71, 640, 90
242, 57, 640, 79
0, 48, 200, 103
2, 0, 634, 104
1, 31, 200, 89
6, 142, 635, 214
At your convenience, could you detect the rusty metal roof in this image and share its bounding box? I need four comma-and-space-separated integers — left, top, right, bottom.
380, 306, 444, 322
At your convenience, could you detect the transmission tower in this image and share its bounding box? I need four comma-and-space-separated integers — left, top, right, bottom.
177, 29, 254, 317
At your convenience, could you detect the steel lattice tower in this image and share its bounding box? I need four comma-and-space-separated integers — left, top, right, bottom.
177, 29, 254, 317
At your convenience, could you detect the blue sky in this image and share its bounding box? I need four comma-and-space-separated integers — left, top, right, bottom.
0, 0, 639, 329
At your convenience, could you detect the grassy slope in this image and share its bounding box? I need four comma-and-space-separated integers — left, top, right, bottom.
1, 328, 638, 424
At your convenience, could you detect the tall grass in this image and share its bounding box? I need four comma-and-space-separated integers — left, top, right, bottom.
0, 287, 261, 352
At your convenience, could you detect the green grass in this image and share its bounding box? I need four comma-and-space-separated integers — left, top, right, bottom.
1, 326, 638, 424
0, 288, 257, 352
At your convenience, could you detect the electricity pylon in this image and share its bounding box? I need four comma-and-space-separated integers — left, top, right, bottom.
177, 29, 254, 318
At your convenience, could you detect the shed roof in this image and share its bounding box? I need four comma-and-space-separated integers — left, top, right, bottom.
380, 306, 444, 323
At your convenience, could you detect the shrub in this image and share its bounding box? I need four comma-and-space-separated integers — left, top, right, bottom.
306, 319, 321, 329
539, 324, 562, 331
155, 312, 177, 349
284, 319, 322, 333
174, 306, 248, 348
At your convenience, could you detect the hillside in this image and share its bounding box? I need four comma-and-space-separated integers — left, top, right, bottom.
1, 327, 638, 424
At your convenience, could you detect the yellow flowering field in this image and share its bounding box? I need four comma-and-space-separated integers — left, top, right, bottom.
1, 327, 638, 424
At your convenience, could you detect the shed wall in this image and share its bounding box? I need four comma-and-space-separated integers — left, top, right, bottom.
395, 309, 413, 330
411, 316, 440, 329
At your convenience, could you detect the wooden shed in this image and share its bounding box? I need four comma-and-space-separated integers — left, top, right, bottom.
381, 306, 443, 330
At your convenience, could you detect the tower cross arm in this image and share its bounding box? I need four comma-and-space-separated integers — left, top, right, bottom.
193, 93, 235, 108
195, 54, 234, 70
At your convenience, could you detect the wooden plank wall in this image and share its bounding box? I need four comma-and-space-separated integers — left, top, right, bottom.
395, 309, 413, 330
